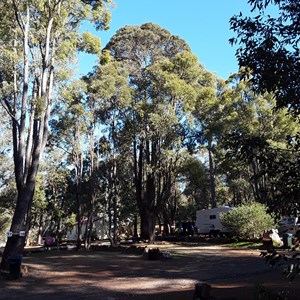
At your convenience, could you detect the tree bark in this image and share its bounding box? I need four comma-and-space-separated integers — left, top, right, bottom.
208, 143, 216, 208
75, 159, 83, 251
1, 4, 39, 271
140, 207, 156, 241
133, 214, 138, 238
140, 174, 157, 241
1, 185, 34, 270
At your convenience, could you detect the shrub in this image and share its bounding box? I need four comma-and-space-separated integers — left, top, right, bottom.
220, 203, 274, 240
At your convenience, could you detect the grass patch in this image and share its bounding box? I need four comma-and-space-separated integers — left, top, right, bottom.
225, 240, 262, 248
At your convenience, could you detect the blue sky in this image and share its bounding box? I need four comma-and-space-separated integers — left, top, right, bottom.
79, 0, 254, 79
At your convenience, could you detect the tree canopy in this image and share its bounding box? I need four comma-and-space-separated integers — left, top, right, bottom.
101, 23, 202, 240
230, 0, 300, 115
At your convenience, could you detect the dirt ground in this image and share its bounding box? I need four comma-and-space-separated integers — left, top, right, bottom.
0, 242, 299, 300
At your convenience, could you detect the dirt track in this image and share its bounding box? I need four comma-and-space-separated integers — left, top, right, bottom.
0, 242, 299, 299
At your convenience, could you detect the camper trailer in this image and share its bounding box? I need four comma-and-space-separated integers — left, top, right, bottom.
195, 206, 231, 236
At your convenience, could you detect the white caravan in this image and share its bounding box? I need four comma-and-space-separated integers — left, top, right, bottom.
195, 206, 231, 236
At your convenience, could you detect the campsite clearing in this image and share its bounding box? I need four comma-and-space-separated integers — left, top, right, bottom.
0, 242, 299, 299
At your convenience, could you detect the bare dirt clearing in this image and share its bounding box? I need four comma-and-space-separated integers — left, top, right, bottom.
0, 242, 299, 299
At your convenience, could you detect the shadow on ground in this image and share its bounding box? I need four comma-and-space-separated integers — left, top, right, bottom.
0, 243, 299, 299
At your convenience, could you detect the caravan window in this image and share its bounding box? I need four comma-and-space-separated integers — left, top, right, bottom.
209, 215, 216, 219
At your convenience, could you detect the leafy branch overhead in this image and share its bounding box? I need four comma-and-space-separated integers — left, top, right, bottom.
230, 0, 300, 114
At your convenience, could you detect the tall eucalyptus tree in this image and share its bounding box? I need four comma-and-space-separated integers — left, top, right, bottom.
193, 70, 231, 208
50, 80, 91, 250
104, 23, 201, 240
84, 56, 131, 246
0, 0, 112, 270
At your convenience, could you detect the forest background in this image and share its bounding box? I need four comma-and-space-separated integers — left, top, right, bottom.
0, 0, 299, 271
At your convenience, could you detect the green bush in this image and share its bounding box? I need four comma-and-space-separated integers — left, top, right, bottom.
220, 203, 274, 240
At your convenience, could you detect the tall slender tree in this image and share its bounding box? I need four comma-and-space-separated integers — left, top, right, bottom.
0, 0, 112, 270
50, 80, 91, 250
193, 71, 230, 208
104, 23, 201, 240
84, 56, 131, 246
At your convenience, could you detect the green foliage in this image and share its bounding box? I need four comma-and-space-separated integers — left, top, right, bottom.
0, 208, 12, 241
220, 203, 274, 240
101, 22, 205, 240
0, 0, 114, 259
230, 0, 300, 115
218, 75, 300, 213
78, 32, 101, 56
33, 174, 47, 211
85, 60, 131, 110
50, 80, 91, 154
0, 113, 14, 199
147, 51, 199, 112
64, 213, 77, 230
0, 116, 16, 211
227, 240, 261, 248
180, 156, 210, 211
